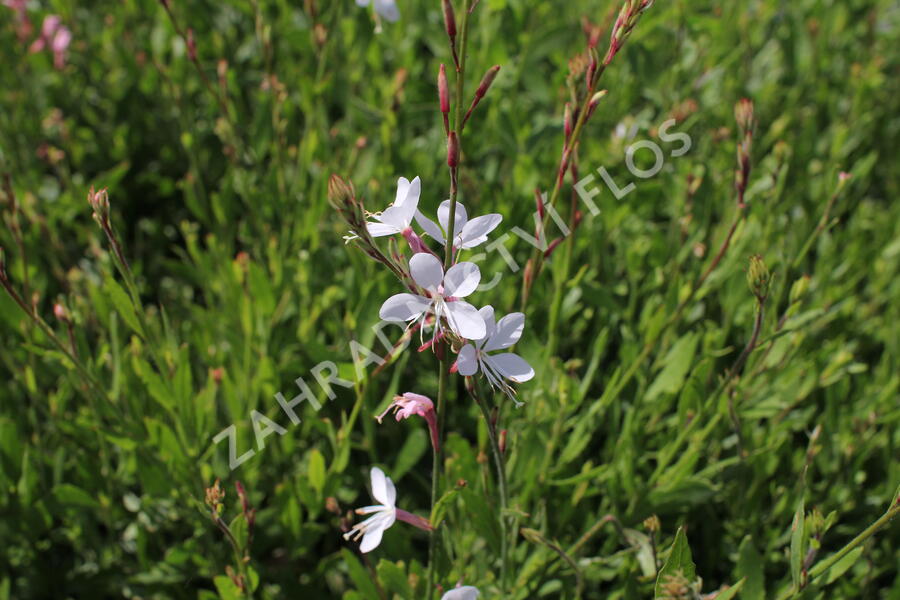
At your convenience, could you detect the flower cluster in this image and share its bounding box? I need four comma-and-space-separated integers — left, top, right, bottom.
334, 174, 535, 562
362, 175, 535, 397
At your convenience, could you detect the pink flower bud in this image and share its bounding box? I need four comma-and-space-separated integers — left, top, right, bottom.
447, 131, 459, 168
438, 64, 450, 114
442, 0, 456, 41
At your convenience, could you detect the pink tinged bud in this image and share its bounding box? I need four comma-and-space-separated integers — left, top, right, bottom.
187, 28, 197, 61
474, 65, 500, 100
438, 64, 450, 114
564, 103, 573, 140
535, 188, 545, 219
499, 429, 507, 454
442, 0, 456, 41
838, 171, 851, 182
447, 132, 459, 168
544, 237, 564, 258
396, 508, 433, 532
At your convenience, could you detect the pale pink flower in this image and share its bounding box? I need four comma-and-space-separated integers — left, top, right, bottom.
30, 15, 71, 69
377, 392, 440, 452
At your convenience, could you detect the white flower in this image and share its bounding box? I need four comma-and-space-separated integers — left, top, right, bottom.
456, 306, 534, 400
356, 0, 400, 22
366, 176, 421, 237
380, 253, 486, 340
441, 586, 480, 600
416, 200, 502, 250
343, 467, 397, 553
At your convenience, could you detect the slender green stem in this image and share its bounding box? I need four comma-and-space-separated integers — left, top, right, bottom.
427, 3, 472, 597
471, 379, 509, 593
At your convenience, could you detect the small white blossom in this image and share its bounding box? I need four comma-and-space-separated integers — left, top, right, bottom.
343, 467, 397, 553
416, 200, 502, 250
455, 306, 534, 401
441, 586, 480, 600
366, 176, 421, 237
356, 0, 400, 23
380, 253, 486, 341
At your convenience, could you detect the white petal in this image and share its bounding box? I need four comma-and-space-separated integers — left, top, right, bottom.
484, 312, 525, 351
438, 200, 468, 238
380, 293, 429, 322
441, 587, 481, 600
355, 0, 370, 5
477, 306, 496, 344
409, 253, 444, 292
456, 344, 479, 376
415, 211, 446, 244
394, 177, 421, 226
394, 177, 410, 206
359, 523, 385, 553
370, 467, 396, 506
374, 0, 400, 21
444, 301, 486, 340
367, 221, 399, 237
485, 352, 534, 382
457, 214, 502, 249
376, 205, 411, 231
443, 262, 480, 298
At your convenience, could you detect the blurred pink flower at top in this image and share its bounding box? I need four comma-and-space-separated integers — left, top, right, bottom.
4, 0, 32, 41
29, 14, 72, 69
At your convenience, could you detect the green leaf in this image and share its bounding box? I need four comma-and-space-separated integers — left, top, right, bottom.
391, 428, 427, 481
308, 448, 326, 494
105, 277, 144, 337
713, 578, 746, 600
376, 559, 410, 596
655, 526, 697, 598
213, 575, 242, 600
53, 483, 101, 509
340, 549, 379, 600
736, 536, 765, 600
646, 333, 699, 401
430, 487, 460, 529
823, 546, 865, 585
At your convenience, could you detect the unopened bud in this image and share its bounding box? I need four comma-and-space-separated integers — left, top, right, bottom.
643, 514, 661, 533
747, 254, 770, 301
734, 98, 754, 135
441, 0, 456, 41
534, 189, 545, 220
447, 131, 459, 168
564, 103, 573, 139
588, 89, 608, 111
327, 174, 354, 210
474, 65, 500, 100
544, 237, 564, 258
438, 64, 450, 114
186, 28, 197, 61
205, 479, 225, 513
499, 429, 507, 454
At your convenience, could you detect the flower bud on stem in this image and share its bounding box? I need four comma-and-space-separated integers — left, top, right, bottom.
460, 65, 500, 131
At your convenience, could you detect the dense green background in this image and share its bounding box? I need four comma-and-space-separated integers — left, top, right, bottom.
1, 0, 898, 598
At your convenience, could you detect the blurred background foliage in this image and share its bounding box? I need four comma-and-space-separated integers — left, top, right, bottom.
0, 0, 898, 598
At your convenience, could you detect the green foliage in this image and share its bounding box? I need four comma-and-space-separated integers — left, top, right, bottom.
1, 0, 899, 598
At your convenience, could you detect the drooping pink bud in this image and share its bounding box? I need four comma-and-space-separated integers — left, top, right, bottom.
442, 0, 456, 41
186, 28, 197, 61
